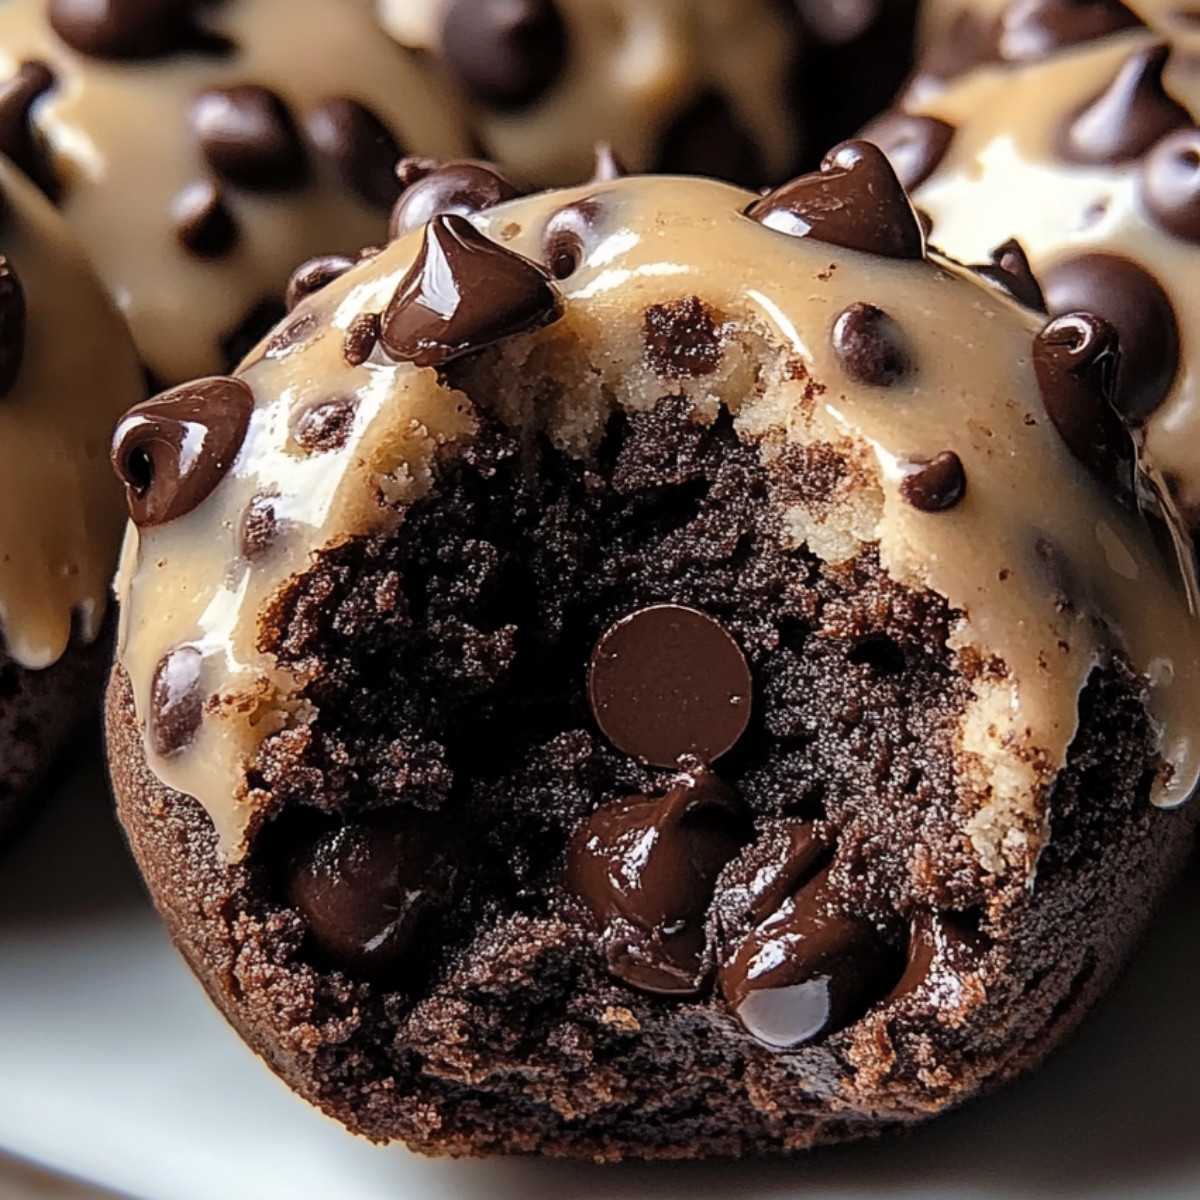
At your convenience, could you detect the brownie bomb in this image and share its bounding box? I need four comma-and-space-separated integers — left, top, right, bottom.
107, 147, 1200, 1156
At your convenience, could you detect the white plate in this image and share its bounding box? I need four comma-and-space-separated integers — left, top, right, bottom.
1, 746, 1198, 1200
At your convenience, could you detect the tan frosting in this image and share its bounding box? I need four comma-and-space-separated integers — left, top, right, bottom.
0, 0, 471, 384
377, 0, 799, 186
114, 175, 1200, 867
0, 160, 142, 669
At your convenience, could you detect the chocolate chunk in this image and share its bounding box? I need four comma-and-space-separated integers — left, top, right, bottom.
831, 302, 911, 386
642, 296, 724, 379
746, 141, 924, 260
441, 0, 568, 109
654, 92, 767, 189
343, 312, 380, 367
859, 112, 955, 190
888, 909, 980, 1004
899, 451, 967, 512
0, 257, 27, 399
171, 179, 238, 258
379, 213, 560, 368
286, 814, 457, 975
0, 62, 59, 199
973, 239, 1047, 310
265, 310, 319, 358
148, 644, 204, 757
1041, 252, 1179, 420
292, 395, 357, 453
718, 868, 903, 1049
997, 0, 1144, 61
1057, 44, 1191, 166
1140, 126, 1200, 242
389, 158, 524, 241
285, 255, 355, 312
588, 603, 752, 769
111, 376, 254, 526
190, 85, 308, 191
239, 493, 277, 560
48, 0, 219, 60
306, 98, 402, 211
590, 141, 626, 183
1033, 312, 1135, 502
567, 770, 751, 996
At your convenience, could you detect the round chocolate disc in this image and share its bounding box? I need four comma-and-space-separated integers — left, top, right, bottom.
587, 604, 752, 768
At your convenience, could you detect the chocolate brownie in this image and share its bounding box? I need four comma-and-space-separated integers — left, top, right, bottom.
105, 148, 1200, 1156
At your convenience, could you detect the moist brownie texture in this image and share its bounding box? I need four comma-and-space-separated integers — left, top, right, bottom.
107, 153, 1200, 1156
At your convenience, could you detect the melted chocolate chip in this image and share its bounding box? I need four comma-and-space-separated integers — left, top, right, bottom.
973, 239, 1047, 310
888, 909, 980, 1003
831, 302, 911, 386
655, 92, 766, 189
1140, 126, 1200, 242
590, 141, 626, 183
746, 141, 924, 260
111, 376, 254, 526
567, 770, 751, 996
859, 112, 955, 190
1041, 252, 1180, 420
306, 98, 402, 211
0, 62, 59, 199
588, 604, 752, 769
239, 493, 277, 560
541, 199, 598, 280
293, 395, 357, 453
148, 644, 204, 756
389, 158, 524, 241
265, 310, 319, 358
899, 451, 967, 512
284, 254, 355, 312
996, 0, 1144, 61
343, 312, 380, 367
0, 257, 27, 399
190, 85, 308, 191
441, 0, 568, 109
48, 0, 221, 60
379, 213, 559, 368
171, 179, 238, 258
1057, 44, 1191, 166
643, 296, 724, 379
720, 822, 828, 929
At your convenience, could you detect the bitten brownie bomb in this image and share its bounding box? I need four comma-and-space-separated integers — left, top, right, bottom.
0, 160, 142, 839
865, 0, 1200, 524
378, 0, 919, 187
0, 0, 471, 385
108, 146, 1200, 1157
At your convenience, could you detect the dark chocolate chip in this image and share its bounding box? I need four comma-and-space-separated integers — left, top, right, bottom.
972, 239, 1047, 310
379, 213, 560, 367
720, 821, 828, 929
48, 0, 219, 60
0, 257, 27, 399
588, 603, 752, 769
292, 395, 357, 453
567, 770, 751, 997
220, 297, 286, 372
441, 0, 568, 109
239, 493, 277, 560
899, 451, 967, 512
642, 296, 724, 379
859, 112, 955, 190
284, 255, 355, 312
389, 158, 524, 241
111, 376, 254, 526
148, 644, 204, 756
171, 179, 238, 258
590, 141, 626, 183
1057, 44, 1192, 166
1041, 252, 1179, 420
0, 61, 59, 199
997, 0, 1144, 61
265, 310, 319, 359
190, 85, 308, 191
746, 140, 924, 260
306, 98, 402, 211
343, 312, 380, 367
1140, 126, 1200, 242
654, 91, 766, 189
887, 909, 980, 1003
541, 198, 598, 280
831, 302, 911, 386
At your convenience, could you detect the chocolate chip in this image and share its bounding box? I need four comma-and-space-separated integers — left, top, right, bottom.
293, 395, 357, 453
220, 297, 285, 372
642, 296, 724, 380
343, 312, 380, 367
239, 493, 277, 560
380, 213, 560, 368
148, 644, 204, 757
48, 0, 219, 60
0, 62, 59, 199
441, 0, 568, 109
190, 85, 308, 191
831, 302, 911, 386
265, 310, 319, 359
286, 814, 457, 974
899, 451, 966, 512
171, 179, 238, 258
1041, 252, 1179, 420
972, 239, 1047, 310
0, 257, 27, 399
111, 376, 254, 526
590, 141, 626, 183
567, 770, 751, 996
1140, 126, 1200, 242
859, 112, 955, 190
996, 0, 1144, 61
306, 98, 402, 211
1057, 44, 1191, 165
541, 199, 598, 280
654, 92, 767, 189
887, 909, 980, 1003
285, 255, 355, 312
389, 158, 524, 241
588, 603, 752, 769
746, 140, 924, 260
719, 822, 828, 929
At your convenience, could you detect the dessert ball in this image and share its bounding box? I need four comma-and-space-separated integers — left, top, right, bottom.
0, 0, 471, 385
378, 0, 919, 187
107, 146, 1200, 1157
865, 0, 1200, 522
0, 160, 142, 839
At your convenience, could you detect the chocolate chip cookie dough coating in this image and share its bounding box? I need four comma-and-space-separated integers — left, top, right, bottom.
867, 0, 1200, 523
108, 150, 1200, 1156
0, 0, 471, 385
